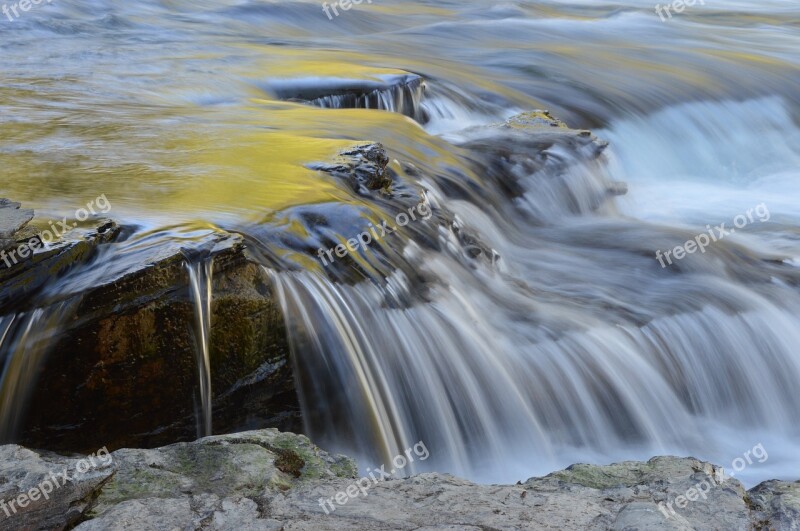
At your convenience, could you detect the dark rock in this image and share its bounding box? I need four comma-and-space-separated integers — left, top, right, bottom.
449, 110, 620, 220
264, 73, 428, 122
309, 142, 392, 193
13, 231, 298, 453
0, 199, 299, 454
0, 219, 120, 309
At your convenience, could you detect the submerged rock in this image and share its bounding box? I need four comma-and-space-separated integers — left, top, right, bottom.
0, 430, 796, 530
0, 199, 120, 308
0, 199, 34, 241
449, 110, 620, 221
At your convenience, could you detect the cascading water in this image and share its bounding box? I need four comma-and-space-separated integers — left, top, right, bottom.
269, 114, 800, 485
187, 259, 215, 438
0, 306, 71, 442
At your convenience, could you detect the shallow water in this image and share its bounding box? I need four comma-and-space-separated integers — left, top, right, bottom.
1, 0, 800, 486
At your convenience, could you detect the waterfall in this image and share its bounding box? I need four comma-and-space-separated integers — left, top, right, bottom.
268, 97, 800, 485
308, 77, 427, 122
187, 259, 215, 438
0, 307, 69, 442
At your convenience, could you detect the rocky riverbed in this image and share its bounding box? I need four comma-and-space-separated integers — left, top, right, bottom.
0, 429, 797, 530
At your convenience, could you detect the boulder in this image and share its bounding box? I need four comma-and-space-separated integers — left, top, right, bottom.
0, 200, 299, 454
15, 231, 298, 453
747, 479, 800, 530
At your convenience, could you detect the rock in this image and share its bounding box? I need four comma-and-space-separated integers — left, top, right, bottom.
450, 110, 619, 221
505, 109, 569, 129
747, 480, 800, 530
309, 142, 392, 193
0, 199, 299, 454
73, 429, 356, 530
2, 430, 795, 530
0, 444, 115, 530
0, 218, 120, 308
264, 73, 427, 122
13, 230, 298, 453
530, 457, 751, 530
0, 200, 34, 243
270, 457, 754, 530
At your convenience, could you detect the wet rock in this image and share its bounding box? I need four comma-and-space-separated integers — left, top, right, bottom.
0, 219, 119, 308
0, 199, 34, 240
607, 180, 629, 196
505, 109, 568, 129
1, 432, 792, 530
0, 199, 299, 454
265, 73, 427, 122
309, 142, 392, 193
451, 110, 620, 220
14, 230, 298, 453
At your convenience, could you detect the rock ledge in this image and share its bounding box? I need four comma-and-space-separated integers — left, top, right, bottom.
1, 430, 797, 530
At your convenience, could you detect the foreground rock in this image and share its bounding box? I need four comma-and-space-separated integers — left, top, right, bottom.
1, 430, 797, 530
0, 445, 115, 530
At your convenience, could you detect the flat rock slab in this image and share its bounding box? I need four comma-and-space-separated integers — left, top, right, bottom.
0, 198, 34, 240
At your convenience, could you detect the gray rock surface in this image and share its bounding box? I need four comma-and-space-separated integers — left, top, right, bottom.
748, 480, 800, 530
1, 429, 797, 530
0, 445, 115, 530
0, 199, 34, 240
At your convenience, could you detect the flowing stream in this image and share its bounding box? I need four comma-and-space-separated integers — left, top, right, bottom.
187, 259, 215, 438
1, 0, 799, 486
